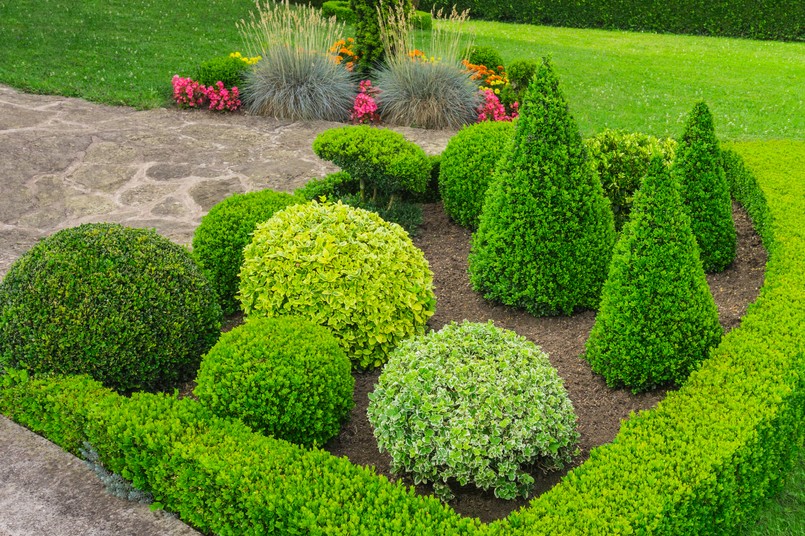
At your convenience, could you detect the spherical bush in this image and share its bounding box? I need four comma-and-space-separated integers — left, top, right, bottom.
368, 321, 579, 501
194, 316, 354, 447
192, 189, 300, 316
440, 121, 516, 229
0, 223, 222, 393
465, 45, 505, 70
238, 201, 435, 369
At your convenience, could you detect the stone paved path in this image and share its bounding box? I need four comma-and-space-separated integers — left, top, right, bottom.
0, 84, 455, 535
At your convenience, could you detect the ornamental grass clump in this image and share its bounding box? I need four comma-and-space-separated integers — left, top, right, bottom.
469, 58, 615, 316
238, 0, 356, 121
0, 223, 221, 393
583, 158, 722, 392
374, 3, 479, 129
194, 316, 354, 447
439, 120, 516, 229
192, 189, 301, 316
672, 101, 736, 272
368, 321, 579, 501
238, 201, 435, 369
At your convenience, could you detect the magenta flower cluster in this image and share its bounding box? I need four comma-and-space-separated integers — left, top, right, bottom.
477, 89, 518, 122
350, 80, 381, 124
171, 76, 241, 112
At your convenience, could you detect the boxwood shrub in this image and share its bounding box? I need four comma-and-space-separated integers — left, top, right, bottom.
195, 55, 251, 88
238, 201, 435, 369
368, 321, 579, 501
194, 316, 353, 447
0, 223, 221, 393
192, 189, 301, 316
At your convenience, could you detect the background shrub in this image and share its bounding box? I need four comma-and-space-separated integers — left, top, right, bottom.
585, 129, 677, 231
192, 189, 301, 316
321, 0, 355, 23
194, 316, 354, 447
368, 321, 579, 501
583, 158, 722, 392
672, 101, 736, 272
439, 120, 516, 229
294, 171, 360, 202
238, 201, 435, 369
413, 10, 433, 30
506, 59, 538, 100
194, 55, 250, 88
464, 45, 504, 69
0, 223, 221, 393
469, 58, 615, 316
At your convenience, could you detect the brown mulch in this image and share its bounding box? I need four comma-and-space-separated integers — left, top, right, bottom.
322, 201, 767, 523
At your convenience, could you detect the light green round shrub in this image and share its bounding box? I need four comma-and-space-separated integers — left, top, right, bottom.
439, 121, 516, 229
192, 189, 300, 316
413, 10, 432, 30
321, 0, 355, 23
194, 316, 354, 447
585, 129, 677, 231
464, 45, 505, 70
238, 201, 435, 369
507, 59, 538, 98
195, 55, 250, 88
368, 321, 579, 501
0, 223, 222, 393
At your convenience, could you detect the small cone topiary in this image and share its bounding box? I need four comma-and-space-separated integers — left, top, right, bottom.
468, 58, 615, 316
583, 157, 722, 392
672, 101, 736, 273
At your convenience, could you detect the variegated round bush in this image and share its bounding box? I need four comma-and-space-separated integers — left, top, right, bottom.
368, 321, 579, 501
238, 200, 435, 369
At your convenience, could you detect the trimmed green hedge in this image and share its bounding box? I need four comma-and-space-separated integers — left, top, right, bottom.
417, 0, 804, 41
1, 144, 802, 534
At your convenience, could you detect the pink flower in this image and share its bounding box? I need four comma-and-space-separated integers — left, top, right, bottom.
171, 75, 241, 112
477, 89, 517, 122
350, 80, 381, 124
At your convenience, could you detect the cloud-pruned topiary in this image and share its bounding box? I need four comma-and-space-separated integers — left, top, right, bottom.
672, 101, 736, 272
368, 320, 579, 501
192, 189, 301, 316
583, 158, 722, 392
585, 129, 677, 231
194, 316, 354, 447
469, 58, 615, 316
439, 120, 516, 229
238, 200, 435, 369
0, 223, 221, 393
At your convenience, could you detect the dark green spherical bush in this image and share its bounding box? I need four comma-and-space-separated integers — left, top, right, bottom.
440, 121, 516, 229
0, 223, 222, 393
192, 189, 300, 316
194, 316, 354, 447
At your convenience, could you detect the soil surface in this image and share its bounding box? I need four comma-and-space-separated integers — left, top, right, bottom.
323, 200, 766, 523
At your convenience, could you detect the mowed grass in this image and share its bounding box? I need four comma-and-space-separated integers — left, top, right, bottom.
1, 0, 803, 140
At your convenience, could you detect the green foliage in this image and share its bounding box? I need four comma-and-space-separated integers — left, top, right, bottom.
583, 158, 723, 392
338, 194, 424, 235
369, 321, 579, 501
465, 45, 504, 69
294, 171, 361, 202
351, 0, 412, 70
506, 59, 538, 99
418, 0, 803, 41
0, 223, 221, 393
673, 101, 736, 272
194, 55, 250, 88
194, 316, 354, 447
321, 0, 355, 23
238, 201, 435, 369
439, 121, 515, 229
313, 125, 431, 198
469, 58, 615, 316
585, 129, 677, 230
192, 189, 300, 316
413, 10, 433, 30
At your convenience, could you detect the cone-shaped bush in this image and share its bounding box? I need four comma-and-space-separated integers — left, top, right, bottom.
468, 58, 615, 316
583, 158, 722, 392
672, 102, 736, 273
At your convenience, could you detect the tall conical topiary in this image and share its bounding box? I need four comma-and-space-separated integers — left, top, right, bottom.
583, 157, 722, 392
672, 101, 736, 272
468, 58, 615, 316
351, 0, 412, 71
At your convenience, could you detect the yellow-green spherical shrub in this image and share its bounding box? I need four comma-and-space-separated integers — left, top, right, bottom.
238, 201, 435, 369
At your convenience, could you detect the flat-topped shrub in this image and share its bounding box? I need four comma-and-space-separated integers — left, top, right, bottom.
369, 321, 579, 501
0, 223, 221, 393
469, 58, 615, 315
192, 189, 300, 316
583, 158, 722, 392
194, 316, 353, 447
439, 120, 515, 229
238, 201, 435, 369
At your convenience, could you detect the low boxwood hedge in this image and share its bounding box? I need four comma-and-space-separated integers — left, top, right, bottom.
0, 144, 802, 534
